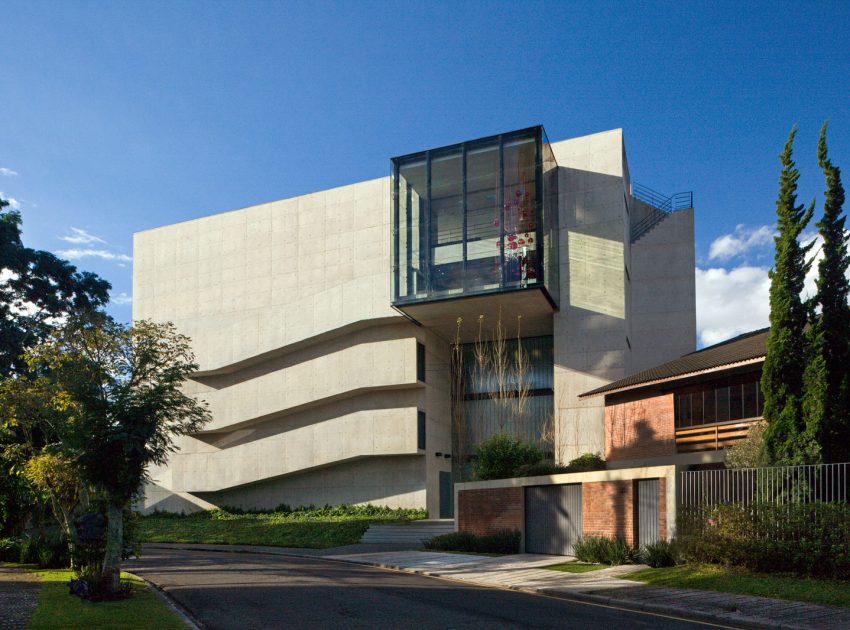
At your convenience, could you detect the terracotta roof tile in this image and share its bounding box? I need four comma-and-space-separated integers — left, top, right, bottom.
581, 327, 769, 398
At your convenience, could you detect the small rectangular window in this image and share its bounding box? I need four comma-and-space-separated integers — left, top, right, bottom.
417, 410, 426, 450
416, 342, 426, 382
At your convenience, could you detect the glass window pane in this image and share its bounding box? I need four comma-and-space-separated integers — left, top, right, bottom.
502, 135, 537, 287
397, 158, 427, 299
703, 388, 716, 424
730, 383, 744, 421
430, 148, 464, 295
743, 380, 758, 419
692, 390, 704, 425
716, 386, 730, 422
465, 140, 501, 290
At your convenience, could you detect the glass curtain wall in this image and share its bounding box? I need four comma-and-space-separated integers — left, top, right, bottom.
452, 335, 554, 481
392, 126, 558, 305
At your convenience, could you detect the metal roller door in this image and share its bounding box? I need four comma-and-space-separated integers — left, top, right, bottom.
524, 484, 582, 555
636, 478, 660, 549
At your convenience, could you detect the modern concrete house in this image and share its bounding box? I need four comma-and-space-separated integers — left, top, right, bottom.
134, 126, 696, 518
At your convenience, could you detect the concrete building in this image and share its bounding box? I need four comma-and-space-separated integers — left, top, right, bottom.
134, 126, 696, 518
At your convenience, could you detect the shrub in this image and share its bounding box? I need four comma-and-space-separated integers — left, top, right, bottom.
573, 535, 637, 565
512, 452, 605, 478
424, 529, 521, 554
0, 537, 21, 562
566, 452, 605, 472
17, 534, 70, 568
472, 434, 543, 481
641, 539, 680, 568
678, 501, 850, 579
514, 462, 572, 477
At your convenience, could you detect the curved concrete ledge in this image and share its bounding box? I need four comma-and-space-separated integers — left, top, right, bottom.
190, 316, 402, 379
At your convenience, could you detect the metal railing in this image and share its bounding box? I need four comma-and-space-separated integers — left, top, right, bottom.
630, 183, 693, 242
680, 462, 850, 507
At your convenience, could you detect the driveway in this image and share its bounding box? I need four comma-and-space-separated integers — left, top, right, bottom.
127, 547, 718, 629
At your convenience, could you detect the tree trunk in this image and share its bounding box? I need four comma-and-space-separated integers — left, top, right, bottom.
101, 501, 123, 593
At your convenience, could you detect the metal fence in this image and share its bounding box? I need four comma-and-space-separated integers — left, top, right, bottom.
680, 462, 850, 507
679, 463, 850, 539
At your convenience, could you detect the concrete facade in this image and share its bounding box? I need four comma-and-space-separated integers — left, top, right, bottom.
133, 127, 695, 517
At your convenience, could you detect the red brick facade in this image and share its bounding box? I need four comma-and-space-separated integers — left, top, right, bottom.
582, 480, 635, 545
458, 487, 523, 535
605, 390, 676, 461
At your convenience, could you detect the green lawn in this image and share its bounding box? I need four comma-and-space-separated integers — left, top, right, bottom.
138, 507, 426, 549
4, 565, 186, 629
543, 562, 606, 573
621, 564, 850, 608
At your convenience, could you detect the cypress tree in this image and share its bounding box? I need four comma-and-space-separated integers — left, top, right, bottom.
803, 122, 850, 463
761, 127, 815, 464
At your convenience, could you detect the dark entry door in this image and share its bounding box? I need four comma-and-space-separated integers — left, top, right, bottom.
524, 484, 582, 555
636, 478, 660, 549
439, 471, 453, 518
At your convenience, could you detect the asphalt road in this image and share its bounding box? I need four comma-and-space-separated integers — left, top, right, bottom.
127, 548, 722, 630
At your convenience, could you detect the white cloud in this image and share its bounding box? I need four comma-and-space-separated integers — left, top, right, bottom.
0, 168, 18, 177
59, 227, 107, 245
56, 248, 132, 262
110, 292, 132, 306
708, 224, 774, 261
696, 265, 771, 347
0, 193, 20, 209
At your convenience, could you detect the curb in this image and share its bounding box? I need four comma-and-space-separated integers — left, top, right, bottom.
140, 545, 815, 630
126, 570, 204, 630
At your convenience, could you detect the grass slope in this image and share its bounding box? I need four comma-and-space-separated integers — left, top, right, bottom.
139, 506, 426, 549
622, 564, 850, 608
25, 568, 185, 629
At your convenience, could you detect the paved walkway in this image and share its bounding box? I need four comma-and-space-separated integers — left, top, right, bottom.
325, 551, 850, 630
0, 566, 41, 630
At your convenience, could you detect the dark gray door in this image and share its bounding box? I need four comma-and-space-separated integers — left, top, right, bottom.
636, 478, 660, 549
524, 484, 582, 555
439, 471, 453, 518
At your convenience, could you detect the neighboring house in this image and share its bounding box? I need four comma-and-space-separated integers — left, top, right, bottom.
133, 125, 696, 517
580, 328, 768, 469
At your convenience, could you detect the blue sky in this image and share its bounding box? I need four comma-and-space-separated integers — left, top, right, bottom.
1, 1, 848, 345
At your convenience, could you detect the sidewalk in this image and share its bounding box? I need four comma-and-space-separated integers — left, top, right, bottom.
324, 550, 850, 630
0, 566, 41, 630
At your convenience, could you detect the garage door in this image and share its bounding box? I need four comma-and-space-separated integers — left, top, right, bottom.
524, 484, 582, 555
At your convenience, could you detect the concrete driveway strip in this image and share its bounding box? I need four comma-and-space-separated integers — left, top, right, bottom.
127, 547, 718, 630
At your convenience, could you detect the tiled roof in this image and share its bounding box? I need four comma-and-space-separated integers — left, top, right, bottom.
580, 327, 769, 398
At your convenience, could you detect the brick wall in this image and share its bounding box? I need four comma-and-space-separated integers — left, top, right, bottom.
582, 480, 635, 545
458, 487, 523, 535
458, 477, 667, 547
605, 391, 676, 461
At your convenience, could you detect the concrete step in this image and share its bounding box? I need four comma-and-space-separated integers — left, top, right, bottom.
360, 520, 455, 544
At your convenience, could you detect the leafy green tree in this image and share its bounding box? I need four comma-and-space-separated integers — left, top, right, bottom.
0, 197, 110, 376
18, 313, 210, 593
761, 127, 816, 464
803, 122, 850, 463
23, 452, 86, 569
1, 196, 110, 533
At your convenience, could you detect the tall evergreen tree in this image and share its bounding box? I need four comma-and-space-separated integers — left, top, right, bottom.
803, 122, 850, 463
761, 127, 815, 464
